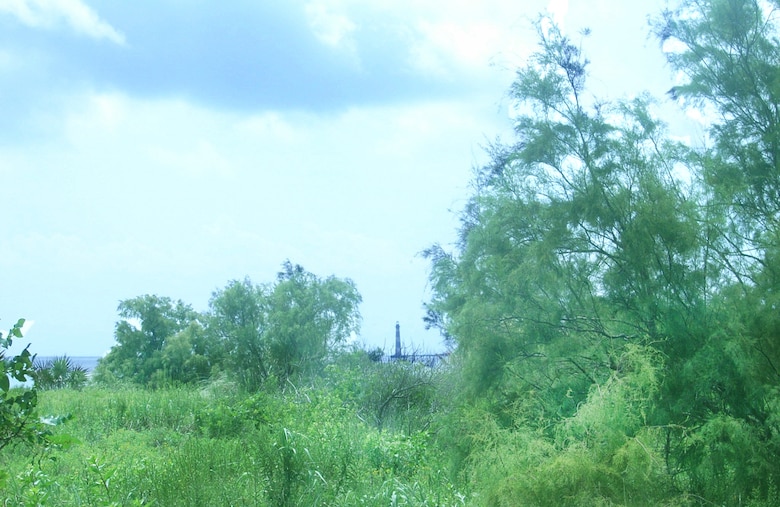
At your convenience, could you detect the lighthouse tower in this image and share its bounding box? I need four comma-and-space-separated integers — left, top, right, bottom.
394, 321, 402, 359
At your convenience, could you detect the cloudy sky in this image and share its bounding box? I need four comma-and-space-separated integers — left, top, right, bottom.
0, 0, 679, 356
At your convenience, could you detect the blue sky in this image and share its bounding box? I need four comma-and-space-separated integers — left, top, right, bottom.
0, 0, 680, 356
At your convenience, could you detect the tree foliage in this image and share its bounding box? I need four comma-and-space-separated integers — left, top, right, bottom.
210, 262, 362, 388
208, 277, 271, 388
427, 7, 780, 504
95, 264, 361, 390
427, 19, 703, 424
325, 348, 441, 434
95, 295, 201, 386
267, 261, 362, 380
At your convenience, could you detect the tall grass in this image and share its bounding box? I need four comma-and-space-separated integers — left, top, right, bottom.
38, 386, 204, 436
1, 383, 464, 506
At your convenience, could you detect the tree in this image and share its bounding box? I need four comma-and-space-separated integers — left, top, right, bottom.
423, 5, 780, 503
208, 262, 362, 388
658, 0, 780, 268
156, 321, 214, 386
267, 261, 362, 381
208, 277, 271, 389
656, 0, 780, 378
426, 19, 704, 426
95, 295, 200, 385
653, 0, 780, 500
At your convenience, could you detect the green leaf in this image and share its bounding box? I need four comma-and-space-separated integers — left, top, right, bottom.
0, 374, 8, 393
11, 318, 25, 338
46, 433, 81, 449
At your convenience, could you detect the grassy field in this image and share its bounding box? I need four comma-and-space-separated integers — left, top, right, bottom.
8, 351, 775, 506
0, 374, 465, 506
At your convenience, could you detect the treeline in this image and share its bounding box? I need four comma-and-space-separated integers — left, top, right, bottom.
423, 1, 780, 504
94, 260, 363, 389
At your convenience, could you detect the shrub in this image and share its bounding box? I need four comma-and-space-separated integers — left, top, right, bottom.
33, 356, 88, 391
0, 318, 45, 451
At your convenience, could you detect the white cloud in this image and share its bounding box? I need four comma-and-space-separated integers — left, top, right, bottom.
412, 20, 505, 75
0, 0, 125, 45
63, 93, 126, 138
123, 318, 141, 331
300, 0, 538, 81
237, 112, 300, 145
685, 107, 707, 124
305, 1, 356, 50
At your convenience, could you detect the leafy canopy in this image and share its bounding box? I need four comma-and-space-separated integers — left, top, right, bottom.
426, 6, 780, 504
210, 261, 362, 388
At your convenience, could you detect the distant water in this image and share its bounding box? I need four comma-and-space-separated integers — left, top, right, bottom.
33, 356, 100, 373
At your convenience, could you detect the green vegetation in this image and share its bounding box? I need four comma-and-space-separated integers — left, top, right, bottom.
209, 261, 362, 389
6, 1, 780, 504
1, 318, 72, 492
423, 1, 780, 504
0, 318, 43, 453
1, 356, 461, 506
33, 356, 89, 391
93, 261, 361, 390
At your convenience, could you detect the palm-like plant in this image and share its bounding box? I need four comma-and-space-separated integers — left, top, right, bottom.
33, 356, 88, 390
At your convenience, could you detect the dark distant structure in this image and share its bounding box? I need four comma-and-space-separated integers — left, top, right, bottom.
386, 322, 449, 367
394, 321, 402, 359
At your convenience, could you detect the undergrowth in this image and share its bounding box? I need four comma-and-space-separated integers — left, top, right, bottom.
0, 381, 464, 506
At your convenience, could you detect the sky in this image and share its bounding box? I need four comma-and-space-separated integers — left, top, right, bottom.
0, 0, 682, 357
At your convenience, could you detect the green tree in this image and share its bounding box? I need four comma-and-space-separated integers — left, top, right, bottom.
419, 13, 780, 504
658, 0, 780, 264
324, 347, 441, 434
654, 0, 780, 500
267, 261, 362, 381
208, 277, 270, 388
208, 263, 362, 388
95, 295, 200, 385
155, 321, 214, 386
656, 0, 780, 382
426, 19, 704, 427
423, 4, 780, 503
